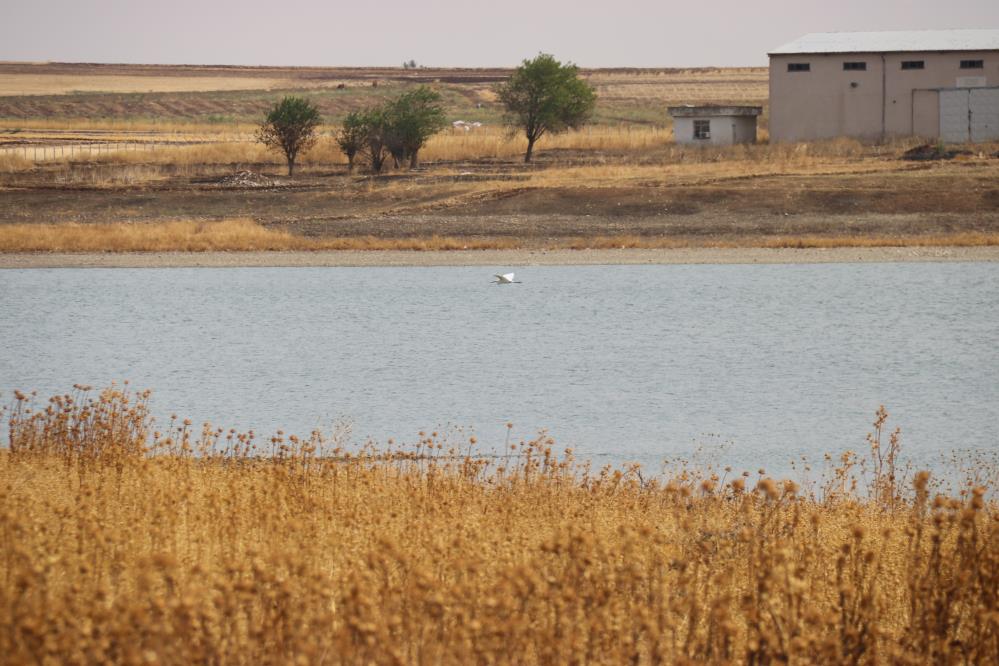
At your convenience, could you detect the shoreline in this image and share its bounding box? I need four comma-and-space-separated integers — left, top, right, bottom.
1, 245, 998, 268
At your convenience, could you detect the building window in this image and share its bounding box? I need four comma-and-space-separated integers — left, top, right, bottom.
901, 60, 925, 70
787, 63, 810, 72
843, 61, 867, 71
960, 60, 984, 69
693, 120, 711, 140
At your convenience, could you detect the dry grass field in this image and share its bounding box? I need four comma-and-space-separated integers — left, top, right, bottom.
0, 62, 764, 125
1, 219, 997, 254
0, 61, 996, 251
0, 219, 523, 252
0, 73, 305, 97
2, 387, 998, 663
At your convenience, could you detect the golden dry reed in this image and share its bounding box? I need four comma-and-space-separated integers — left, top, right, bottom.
0, 219, 303, 253
2, 386, 998, 664
0, 220, 521, 253
2, 219, 997, 254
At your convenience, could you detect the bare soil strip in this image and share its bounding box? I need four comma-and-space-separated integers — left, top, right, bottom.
3, 246, 997, 269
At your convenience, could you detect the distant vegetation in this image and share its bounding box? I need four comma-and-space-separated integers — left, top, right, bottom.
337, 86, 448, 173
258, 53, 601, 168
261, 86, 448, 175
255, 56, 598, 173
2, 387, 998, 663
256, 96, 321, 176
497, 54, 597, 162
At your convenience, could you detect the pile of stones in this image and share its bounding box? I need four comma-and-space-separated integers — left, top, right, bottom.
217, 170, 274, 188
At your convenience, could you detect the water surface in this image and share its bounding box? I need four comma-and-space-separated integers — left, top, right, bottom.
1, 263, 996, 476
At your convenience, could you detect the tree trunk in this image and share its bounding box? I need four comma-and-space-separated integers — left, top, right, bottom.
409, 149, 419, 169
524, 136, 536, 163
287, 158, 295, 177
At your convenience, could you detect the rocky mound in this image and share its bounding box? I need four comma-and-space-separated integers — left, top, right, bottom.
217, 170, 274, 188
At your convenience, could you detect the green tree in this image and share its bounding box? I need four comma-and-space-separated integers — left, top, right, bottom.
359, 107, 391, 174
335, 111, 368, 172
385, 86, 448, 168
496, 54, 596, 162
337, 88, 447, 174
257, 96, 321, 177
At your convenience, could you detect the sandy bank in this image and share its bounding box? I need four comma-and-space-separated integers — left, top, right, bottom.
1, 246, 998, 269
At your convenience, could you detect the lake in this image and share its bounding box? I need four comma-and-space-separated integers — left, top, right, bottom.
1, 263, 996, 478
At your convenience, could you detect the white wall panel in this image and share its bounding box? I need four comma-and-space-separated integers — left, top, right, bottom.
970, 88, 999, 141
940, 89, 970, 143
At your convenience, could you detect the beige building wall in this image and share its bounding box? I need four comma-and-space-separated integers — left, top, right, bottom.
672, 115, 758, 145
911, 89, 940, 138
769, 51, 999, 141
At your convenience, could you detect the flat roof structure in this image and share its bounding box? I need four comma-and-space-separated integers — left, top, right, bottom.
668, 105, 762, 117
770, 29, 999, 55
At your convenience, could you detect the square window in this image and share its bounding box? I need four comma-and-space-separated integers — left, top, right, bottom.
843, 61, 867, 71
693, 120, 711, 140
787, 63, 810, 72
901, 60, 925, 70
960, 60, 984, 69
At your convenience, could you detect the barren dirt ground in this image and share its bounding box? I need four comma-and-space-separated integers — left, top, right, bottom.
2, 157, 998, 246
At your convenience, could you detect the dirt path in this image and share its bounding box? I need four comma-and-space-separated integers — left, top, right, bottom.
3, 246, 997, 269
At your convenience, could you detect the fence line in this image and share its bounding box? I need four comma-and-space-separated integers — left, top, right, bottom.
0, 141, 166, 162
0, 137, 252, 163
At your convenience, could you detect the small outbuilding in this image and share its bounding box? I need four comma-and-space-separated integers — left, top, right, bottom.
668, 105, 763, 145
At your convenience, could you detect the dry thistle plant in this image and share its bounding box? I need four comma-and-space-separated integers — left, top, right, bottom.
1, 387, 997, 664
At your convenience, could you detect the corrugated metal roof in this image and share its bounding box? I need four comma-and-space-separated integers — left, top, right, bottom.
769, 30, 999, 55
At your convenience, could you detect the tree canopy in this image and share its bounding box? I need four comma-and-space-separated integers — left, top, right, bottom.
496, 54, 596, 162
385, 87, 448, 168
256, 96, 321, 177
335, 86, 447, 173
335, 111, 369, 172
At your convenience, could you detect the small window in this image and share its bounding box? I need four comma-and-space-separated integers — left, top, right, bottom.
787, 63, 810, 72
901, 60, 925, 70
693, 120, 711, 140
843, 61, 867, 71
960, 60, 984, 69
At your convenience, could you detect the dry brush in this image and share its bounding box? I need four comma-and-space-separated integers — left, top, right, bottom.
1, 387, 998, 664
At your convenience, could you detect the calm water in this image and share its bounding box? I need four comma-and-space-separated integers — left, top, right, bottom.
1, 263, 997, 476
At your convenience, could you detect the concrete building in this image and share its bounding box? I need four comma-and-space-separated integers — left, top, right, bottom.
768, 30, 999, 143
668, 105, 762, 145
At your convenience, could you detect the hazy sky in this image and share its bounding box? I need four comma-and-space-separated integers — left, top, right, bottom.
3, 0, 998, 68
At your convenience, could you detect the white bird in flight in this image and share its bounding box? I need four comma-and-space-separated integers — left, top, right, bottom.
493, 272, 521, 284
